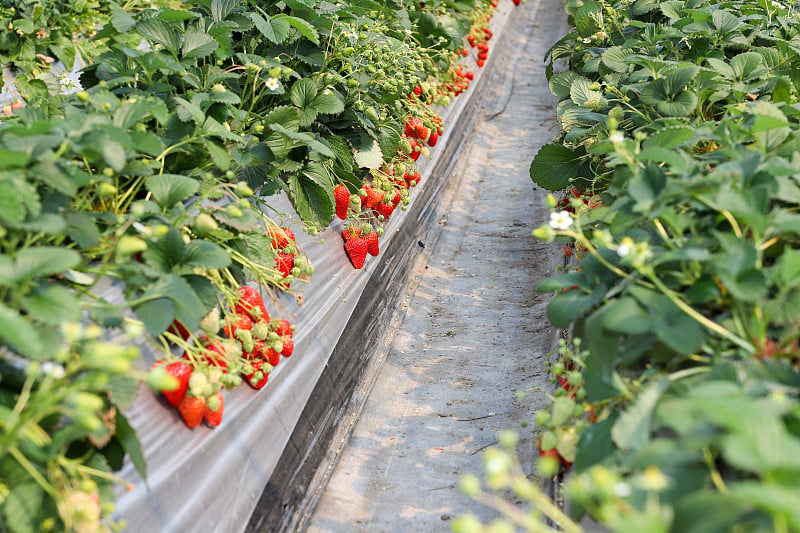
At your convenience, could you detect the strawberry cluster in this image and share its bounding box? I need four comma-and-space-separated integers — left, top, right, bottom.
153, 286, 297, 428
467, 5, 495, 68
267, 225, 314, 289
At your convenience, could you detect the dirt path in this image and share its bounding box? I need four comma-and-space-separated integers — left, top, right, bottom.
304, 1, 568, 530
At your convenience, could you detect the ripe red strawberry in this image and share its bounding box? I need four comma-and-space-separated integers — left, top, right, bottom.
427, 131, 439, 147
477, 59, 485, 68
342, 225, 360, 240
273, 318, 293, 338
275, 253, 294, 278
414, 122, 429, 140
413, 85, 422, 96
345, 236, 368, 269
465, 71, 474, 81
203, 391, 224, 427
224, 314, 252, 339
408, 138, 421, 161
334, 184, 350, 220
405, 117, 422, 138
267, 226, 293, 250
235, 286, 269, 323
156, 360, 193, 407
178, 395, 206, 428
265, 346, 281, 366
281, 338, 294, 357
375, 199, 395, 219
362, 185, 384, 210
187, 337, 229, 372
244, 360, 270, 389
478, 51, 488, 61
167, 320, 192, 341
244, 339, 265, 360
366, 231, 380, 256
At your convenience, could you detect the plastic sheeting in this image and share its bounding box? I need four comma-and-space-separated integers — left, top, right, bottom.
113, 3, 515, 531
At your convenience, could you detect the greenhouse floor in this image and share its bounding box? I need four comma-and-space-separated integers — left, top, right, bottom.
303, 1, 568, 530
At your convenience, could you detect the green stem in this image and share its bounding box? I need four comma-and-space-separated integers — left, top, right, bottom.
646, 270, 754, 354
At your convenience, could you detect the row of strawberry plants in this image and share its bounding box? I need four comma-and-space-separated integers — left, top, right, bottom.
457, 0, 800, 530
0, 0, 513, 530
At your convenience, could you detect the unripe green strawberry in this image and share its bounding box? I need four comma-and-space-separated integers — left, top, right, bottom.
200, 307, 221, 335
365, 107, 380, 122
252, 320, 270, 340
116, 236, 147, 257
98, 182, 117, 198
189, 371, 211, 398
226, 204, 243, 218
194, 213, 219, 236
235, 181, 254, 197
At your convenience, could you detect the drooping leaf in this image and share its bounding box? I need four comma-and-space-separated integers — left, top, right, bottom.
145, 174, 199, 210
612, 378, 670, 452
530, 144, 583, 190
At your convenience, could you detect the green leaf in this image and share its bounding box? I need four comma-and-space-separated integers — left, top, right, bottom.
290, 78, 319, 108
353, 139, 383, 169
601, 297, 652, 334
275, 14, 319, 44
116, 411, 147, 479
173, 96, 205, 124
145, 174, 199, 209
0, 302, 42, 357
114, 97, 157, 130
530, 144, 583, 190
204, 139, 230, 171
99, 138, 127, 172
311, 92, 344, 115
569, 76, 604, 106
549, 71, 580, 99
64, 211, 100, 248
110, 3, 137, 32
211, 0, 242, 22
107, 376, 140, 411
287, 165, 334, 226
202, 117, 242, 142
183, 240, 232, 268
611, 378, 670, 452
575, 417, 616, 471
20, 283, 80, 325
547, 285, 604, 328
642, 126, 694, 149
602, 46, 634, 73
628, 164, 666, 213
249, 13, 291, 43
4, 482, 42, 533
14, 247, 81, 280
134, 297, 175, 336
182, 30, 219, 59
136, 18, 181, 53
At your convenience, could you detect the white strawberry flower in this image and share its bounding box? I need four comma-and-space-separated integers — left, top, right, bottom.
617, 236, 634, 257
266, 78, 281, 91
549, 210, 573, 231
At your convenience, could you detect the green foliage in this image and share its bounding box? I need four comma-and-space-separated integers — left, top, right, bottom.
515, 0, 800, 530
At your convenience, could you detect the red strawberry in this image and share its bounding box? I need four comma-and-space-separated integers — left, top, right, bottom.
427, 131, 439, 147
477, 59, 485, 68
478, 51, 488, 61
167, 320, 192, 341
187, 337, 229, 372
281, 338, 294, 358
408, 138, 421, 161
224, 314, 253, 339
267, 226, 291, 250
275, 253, 294, 278
334, 184, 350, 220
244, 339, 265, 360
345, 237, 368, 269
414, 123, 429, 141
273, 318, 293, 338
413, 85, 422, 96
375, 199, 395, 219
203, 391, 224, 427
235, 285, 269, 323
366, 231, 380, 256
178, 395, 206, 429
465, 71, 474, 81
392, 191, 402, 206
156, 360, 193, 407
265, 346, 281, 366
342, 225, 360, 240
363, 185, 384, 210
405, 117, 422, 138
244, 360, 270, 389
